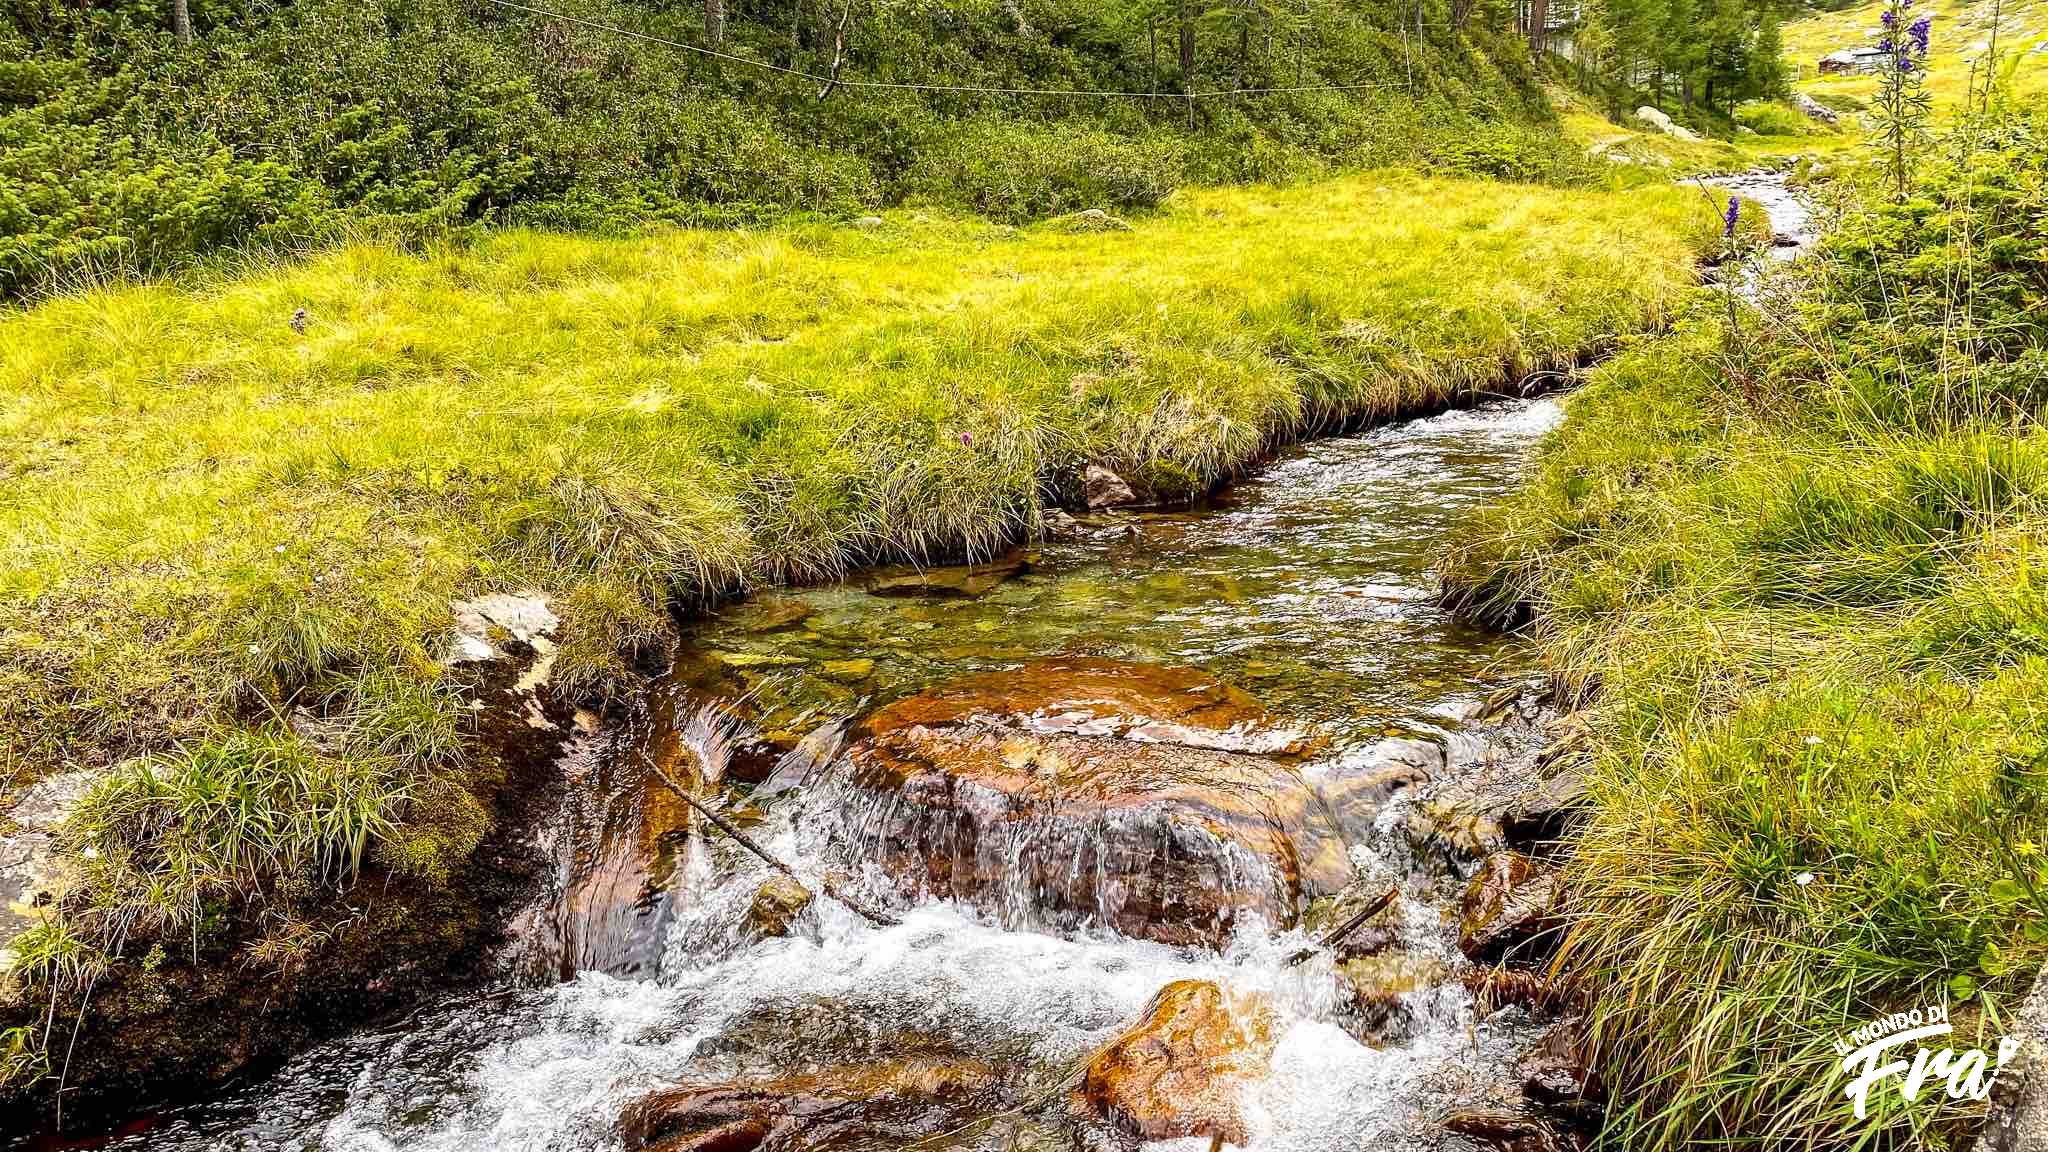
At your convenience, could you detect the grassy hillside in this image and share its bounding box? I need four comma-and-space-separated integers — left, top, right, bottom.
1441, 105, 2048, 1147
0, 173, 1731, 1102
0, 0, 1582, 299
1784, 0, 2048, 107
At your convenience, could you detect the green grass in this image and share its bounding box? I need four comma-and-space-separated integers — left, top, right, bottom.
1440, 106, 2048, 1147
0, 173, 1729, 995
1784, 0, 2048, 109
1550, 84, 1851, 178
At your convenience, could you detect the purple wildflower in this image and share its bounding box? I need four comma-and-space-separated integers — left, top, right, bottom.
1723, 195, 1740, 240
1881, 8, 1896, 27
959, 432, 974, 446
1908, 14, 1931, 53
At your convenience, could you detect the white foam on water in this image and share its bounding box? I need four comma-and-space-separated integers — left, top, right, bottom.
303, 897, 1515, 1152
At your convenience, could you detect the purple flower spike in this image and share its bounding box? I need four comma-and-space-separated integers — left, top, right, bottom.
1908, 15, 1931, 53
1723, 195, 1741, 240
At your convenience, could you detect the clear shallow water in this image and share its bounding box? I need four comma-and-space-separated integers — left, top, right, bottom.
58, 398, 1566, 1152
687, 398, 1569, 746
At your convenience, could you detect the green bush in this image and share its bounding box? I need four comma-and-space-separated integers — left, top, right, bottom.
1415, 115, 1604, 182
900, 119, 1183, 221
1736, 98, 1823, 135
1783, 111, 2047, 422
0, 58, 328, 294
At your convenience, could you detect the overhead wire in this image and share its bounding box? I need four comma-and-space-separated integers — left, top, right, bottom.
480, 0, 1405, 99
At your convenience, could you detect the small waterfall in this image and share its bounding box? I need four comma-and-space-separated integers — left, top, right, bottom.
94, 397, 1578, 1152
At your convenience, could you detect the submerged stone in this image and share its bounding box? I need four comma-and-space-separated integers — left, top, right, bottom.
709, 650, 806, 669
1339, 951, 1451, 1045
1074, 979, 1275, 1145
815, 657, 1348, 945
864, 551, 1027, 598
744, 875, 813, 941
819, 658, 874, 683
740, 598, 813, 633
619, 1059, 998, 1152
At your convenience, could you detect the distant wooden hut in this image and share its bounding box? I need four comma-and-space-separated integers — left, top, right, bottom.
1818, 46, 1888, 74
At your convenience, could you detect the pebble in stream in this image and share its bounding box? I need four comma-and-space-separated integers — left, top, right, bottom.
59, 398, 1577, 1152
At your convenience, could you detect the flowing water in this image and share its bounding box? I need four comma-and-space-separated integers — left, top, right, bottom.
59, 397, 1580, 1152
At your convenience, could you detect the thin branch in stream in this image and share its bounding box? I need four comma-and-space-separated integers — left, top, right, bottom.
1285, 885, 1399, 966
644, 758, 901, 928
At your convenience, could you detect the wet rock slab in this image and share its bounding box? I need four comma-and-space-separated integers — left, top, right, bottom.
1458, 852, 1562, 965
816, 657, 1352, 946
0, 770, 98, 952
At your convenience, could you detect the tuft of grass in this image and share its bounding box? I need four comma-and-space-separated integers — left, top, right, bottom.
1444, 315, 2048, 1147
59, 729, 407, 947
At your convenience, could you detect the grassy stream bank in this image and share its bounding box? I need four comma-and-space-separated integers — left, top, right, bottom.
1441, 107, 2048, 1147
0, 172, 1729, 1120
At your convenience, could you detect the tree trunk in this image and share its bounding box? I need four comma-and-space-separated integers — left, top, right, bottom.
171, 0, 191, 44
1528, 0, 1547, 58
704, 0, 724, 47
1296, 0, 1307, 79
1235, 7, 1246, 95
1179, 0, 1196, 127
1149, 20, 1159, 93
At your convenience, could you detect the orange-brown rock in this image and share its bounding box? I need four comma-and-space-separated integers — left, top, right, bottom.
1457, 851, 1561, 964
620, 1060, 999, 1152
1074, 979, 1277, 1145
824, 658, 1351, 945
1443, 1107, 1564, 1152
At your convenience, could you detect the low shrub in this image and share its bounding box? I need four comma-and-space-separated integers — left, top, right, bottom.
900, 119, 1184, 221
1736, 98, 1826, 135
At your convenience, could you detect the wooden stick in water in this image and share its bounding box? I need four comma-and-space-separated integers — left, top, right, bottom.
647, 760, 901, 928
1284, 885, 1399, 966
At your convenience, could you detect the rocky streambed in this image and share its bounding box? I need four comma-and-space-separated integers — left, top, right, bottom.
36, 395, 1600, 1152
